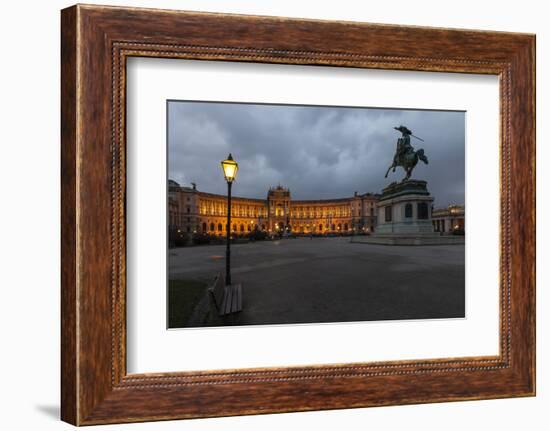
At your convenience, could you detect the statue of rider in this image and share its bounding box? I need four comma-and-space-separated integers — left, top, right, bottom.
393, 125, 414, 166
385, 124, 428, 180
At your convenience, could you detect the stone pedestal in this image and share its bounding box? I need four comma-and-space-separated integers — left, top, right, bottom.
351, 179, 463, 245
375, 180, 435, 236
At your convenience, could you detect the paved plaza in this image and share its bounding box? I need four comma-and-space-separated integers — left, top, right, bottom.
169, 237, 465, 327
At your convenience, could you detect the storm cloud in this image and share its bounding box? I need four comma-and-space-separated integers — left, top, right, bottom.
168, 101, 465, 208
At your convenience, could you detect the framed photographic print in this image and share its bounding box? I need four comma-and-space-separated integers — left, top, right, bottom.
164, 101, 466, 330
61, 4, 535, 425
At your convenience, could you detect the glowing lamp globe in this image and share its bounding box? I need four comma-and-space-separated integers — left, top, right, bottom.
221, 153, 238, 183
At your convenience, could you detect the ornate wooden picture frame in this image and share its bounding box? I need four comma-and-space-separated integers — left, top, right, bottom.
61, 4, 535, 425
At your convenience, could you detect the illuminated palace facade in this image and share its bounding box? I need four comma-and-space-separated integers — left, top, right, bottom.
432, 204, 465, 233
168, 180, 379, 235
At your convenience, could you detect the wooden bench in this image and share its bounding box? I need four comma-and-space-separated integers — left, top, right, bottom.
209, 273, 242, 316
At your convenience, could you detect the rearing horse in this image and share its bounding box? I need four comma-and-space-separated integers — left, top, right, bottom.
385, 148, 429, 181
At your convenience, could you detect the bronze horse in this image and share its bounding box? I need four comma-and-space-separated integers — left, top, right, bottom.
385, 148, 429, 181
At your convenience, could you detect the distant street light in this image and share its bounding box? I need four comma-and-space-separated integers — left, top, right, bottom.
221, 153, 238, 286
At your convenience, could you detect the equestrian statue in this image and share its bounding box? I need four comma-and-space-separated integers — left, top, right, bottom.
385, 125, 429, 181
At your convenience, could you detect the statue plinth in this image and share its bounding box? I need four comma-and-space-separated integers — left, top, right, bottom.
352, 179, 465, 245
380, 179, 430, 199
375, 179, 435, 236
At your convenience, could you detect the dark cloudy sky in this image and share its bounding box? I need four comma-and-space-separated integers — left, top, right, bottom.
168, 101, 465, 207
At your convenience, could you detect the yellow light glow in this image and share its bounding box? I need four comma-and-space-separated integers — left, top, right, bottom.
220, 153, 239, 182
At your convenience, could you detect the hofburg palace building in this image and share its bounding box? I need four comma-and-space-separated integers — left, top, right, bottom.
169, 180, 465, 237
169, 180, 379, 236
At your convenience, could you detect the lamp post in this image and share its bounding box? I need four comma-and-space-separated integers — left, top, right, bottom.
221, 153, 238, 286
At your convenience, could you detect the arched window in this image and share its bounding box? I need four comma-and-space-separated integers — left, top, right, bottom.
261, 224, 266, 231
344, 223, 348, 231
210, 222, 215, 232
217, 223, 222, 232
331, 224, 335, 231
233, 224, 237, 232
240, 224, 244, 232
405, 203, 413, 218
337, 223, 342, 231
385, 206, 392, 222
418, 202, 429, 219
247, 224, 251, 231
319, 224, 323, 231
202, 222, 207, 232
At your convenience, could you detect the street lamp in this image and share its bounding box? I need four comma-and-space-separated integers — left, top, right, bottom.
221, 153, 238, 286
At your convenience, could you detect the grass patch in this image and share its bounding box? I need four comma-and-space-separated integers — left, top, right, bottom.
168, 279, 209, 328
